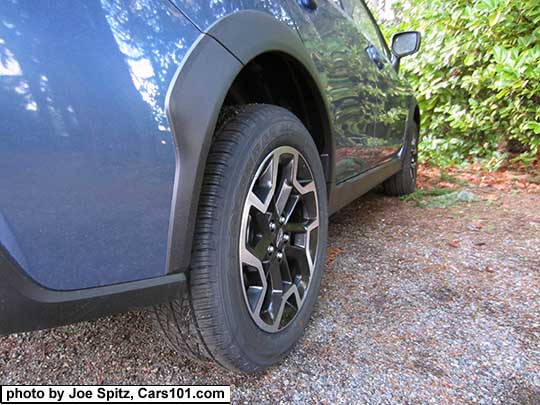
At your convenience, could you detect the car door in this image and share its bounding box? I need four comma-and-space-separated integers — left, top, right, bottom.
341, 0, 410, 163
285, 0, 383, 182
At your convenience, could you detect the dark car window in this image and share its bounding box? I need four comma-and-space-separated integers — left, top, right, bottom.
341, 0, 390, 59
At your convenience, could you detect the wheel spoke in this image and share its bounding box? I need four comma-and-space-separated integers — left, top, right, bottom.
290, 151, 316, 197
273, 284, 301, 331
248, 152, 279, 213
282, 194, 301, 224
275, 178, 293, 216
295, 180, 316, 196
284, 221, 307, 234
286, 244, 309, 263
246, 190, 267, 214
239, 244, 267, 316
246, 286, 264, 313
285, 235, 314, 276
305, 218, 319, 275
251, 210, 271, 233
280, 254, 293, 284
261, 259, 283, 326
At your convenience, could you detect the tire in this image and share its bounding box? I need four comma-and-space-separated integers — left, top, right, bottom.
154, 104, 328, 373
383, 123, 419, 196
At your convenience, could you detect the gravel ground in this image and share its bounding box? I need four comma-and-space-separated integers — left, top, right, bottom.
1, 184, 539, 404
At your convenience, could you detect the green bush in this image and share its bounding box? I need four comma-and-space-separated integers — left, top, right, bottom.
386, 0, 540, 169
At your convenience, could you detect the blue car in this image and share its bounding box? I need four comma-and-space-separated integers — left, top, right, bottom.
0, 0, 420, 372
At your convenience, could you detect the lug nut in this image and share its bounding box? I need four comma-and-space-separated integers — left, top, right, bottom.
276, 252, 283, 261
283, 234, 290, 242
269, 221, 276, 232
279, 216, 286, 225
267, 245, 275, 255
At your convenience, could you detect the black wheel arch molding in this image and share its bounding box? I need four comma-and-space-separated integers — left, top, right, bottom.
165, 10, 336, 275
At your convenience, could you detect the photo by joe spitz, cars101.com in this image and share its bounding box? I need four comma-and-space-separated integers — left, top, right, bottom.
0, 0, 420, 378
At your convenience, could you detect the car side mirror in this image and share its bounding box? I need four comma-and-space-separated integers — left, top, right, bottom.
391, 31, 421, 71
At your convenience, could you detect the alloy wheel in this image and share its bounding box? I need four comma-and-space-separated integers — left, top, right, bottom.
239, 146, 319, 333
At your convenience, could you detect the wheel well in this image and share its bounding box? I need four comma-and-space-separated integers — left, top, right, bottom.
222, 52, 333, 181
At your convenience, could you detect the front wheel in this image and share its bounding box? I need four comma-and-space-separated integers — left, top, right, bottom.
154, 104, 328, 373
383, 123, 419, 196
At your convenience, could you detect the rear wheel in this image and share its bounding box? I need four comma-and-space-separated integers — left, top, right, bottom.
383, 123, 419, 196
154, 104, 328, 373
